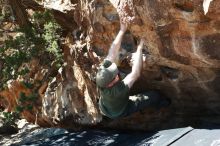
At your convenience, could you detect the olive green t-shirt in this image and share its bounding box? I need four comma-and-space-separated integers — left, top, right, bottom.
99, 80, 130, 118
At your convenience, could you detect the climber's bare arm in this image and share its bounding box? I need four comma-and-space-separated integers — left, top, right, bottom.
106, 23, 127, 63
123, 39, 144, 88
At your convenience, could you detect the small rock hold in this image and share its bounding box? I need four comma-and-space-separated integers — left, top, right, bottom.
103, 13, 119, 22
173, 0, 194, 12
95, 1, 105, 9
133, 18, 143, 26
93, 22, 105, 33
134, 0, 144, 6
200, 33, 220, 60
213, 21, 220, 30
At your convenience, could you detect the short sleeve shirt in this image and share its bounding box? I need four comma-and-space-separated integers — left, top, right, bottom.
98, 60, 130, 118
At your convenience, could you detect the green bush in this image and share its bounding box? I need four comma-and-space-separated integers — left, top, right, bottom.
0, 10, 63, 90
16, 91, 38, 113
2, 111, 19, 127
0, 9, 63, 127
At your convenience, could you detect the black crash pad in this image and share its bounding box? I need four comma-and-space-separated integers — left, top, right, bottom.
11, 126, 220, 146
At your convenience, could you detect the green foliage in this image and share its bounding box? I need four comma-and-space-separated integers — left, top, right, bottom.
0, 10, 63, 89
43, 18, 63, 68
2, 111, 19, 127
15, 106, 24, 113
0, 91, 38, 127
16, 91, 38, 112
20, 81, 34, 89
0, 14, 4, 22
0, 10, 63, 127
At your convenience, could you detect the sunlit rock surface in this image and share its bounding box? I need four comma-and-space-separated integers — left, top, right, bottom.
1, 0, 220, 130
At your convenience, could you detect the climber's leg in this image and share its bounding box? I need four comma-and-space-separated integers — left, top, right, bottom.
119, 91, 170, 117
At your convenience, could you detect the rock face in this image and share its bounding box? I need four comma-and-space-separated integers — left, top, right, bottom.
1, 0, 220, 131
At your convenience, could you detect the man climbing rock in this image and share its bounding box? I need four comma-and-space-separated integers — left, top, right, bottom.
96, 23, 170, 119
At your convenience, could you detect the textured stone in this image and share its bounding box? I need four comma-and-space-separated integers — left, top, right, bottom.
213, 21, 220, 30
1, 0, 220, 131
93, 22, 105, 33
173, 0, 194, 12
200, 33, 220, 60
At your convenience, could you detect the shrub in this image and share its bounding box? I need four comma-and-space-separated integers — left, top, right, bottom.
0, 10, 63, 89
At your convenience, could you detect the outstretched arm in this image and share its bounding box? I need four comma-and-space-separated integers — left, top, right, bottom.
106, 23, 127, 63
123, 39, 144, 88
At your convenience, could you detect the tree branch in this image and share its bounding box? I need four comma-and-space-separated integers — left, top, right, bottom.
8, 0, 31, 27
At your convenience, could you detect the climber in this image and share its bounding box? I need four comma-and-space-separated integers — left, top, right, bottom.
95, 22, 170, 119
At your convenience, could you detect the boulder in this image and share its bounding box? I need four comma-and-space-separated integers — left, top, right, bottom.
1, 0, 220, 131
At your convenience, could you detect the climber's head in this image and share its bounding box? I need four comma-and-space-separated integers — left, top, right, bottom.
96, 60, 119, 88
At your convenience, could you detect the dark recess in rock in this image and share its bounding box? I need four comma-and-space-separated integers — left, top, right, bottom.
121, 32, 136, 52
73, 29, 83, 40
154, 76, 163, 81
157, 23, 190, 65
207, 69, 220, 94
103, 13, 119, 22
94, 1, 105, 9
93, 46, 105, 56
82, 46, 87, 53
0, 124, 18, 135
173, 0, 194, 12
160, 66, 179, 80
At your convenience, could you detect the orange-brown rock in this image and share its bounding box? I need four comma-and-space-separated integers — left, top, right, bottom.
1, 0, 220, 131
